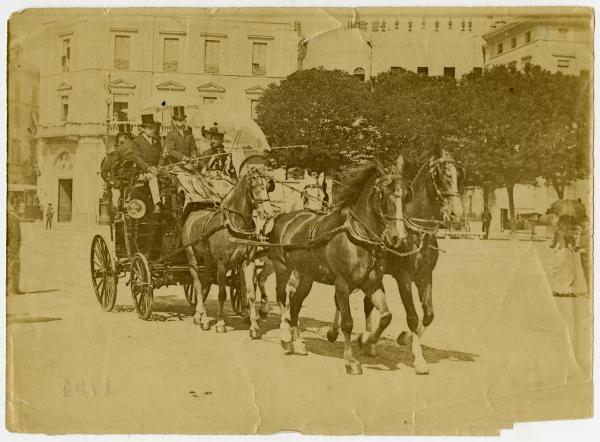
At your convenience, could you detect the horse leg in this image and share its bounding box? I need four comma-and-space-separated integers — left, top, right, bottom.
359, 285, 392, 357
257, 258, 273, 319
395, 274, 429, 375
215, 262, 228, 333
288, 274, 313, 355
335, 277, 362, 375
187, 247, 210, 331
326, 297, 340, 343
243, 259, 261, 339
273, 261, 293, 352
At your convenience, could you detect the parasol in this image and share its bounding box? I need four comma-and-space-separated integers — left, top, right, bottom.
141, 93, 199, 114
545, 199, 588, 223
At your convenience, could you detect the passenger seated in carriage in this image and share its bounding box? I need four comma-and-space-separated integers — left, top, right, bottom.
163, 106, 198, 166
199, 123, 237, 180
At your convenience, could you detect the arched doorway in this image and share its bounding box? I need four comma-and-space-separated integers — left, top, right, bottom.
353, 67, 365, 81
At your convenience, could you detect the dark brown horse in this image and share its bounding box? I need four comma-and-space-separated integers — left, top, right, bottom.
181, 169, 275, 338
268, 157, 408, 374
328, 147, 464, 374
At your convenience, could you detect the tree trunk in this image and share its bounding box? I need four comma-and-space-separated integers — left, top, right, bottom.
552, 181, 565, 200
506, 183, 516, 236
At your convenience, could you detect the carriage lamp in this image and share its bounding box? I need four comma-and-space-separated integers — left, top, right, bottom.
127, 199, 146, 219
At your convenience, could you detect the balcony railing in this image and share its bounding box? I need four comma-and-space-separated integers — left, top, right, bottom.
107, 121, 175, 138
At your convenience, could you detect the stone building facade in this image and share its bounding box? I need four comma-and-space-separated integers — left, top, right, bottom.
34, 11, 299, 224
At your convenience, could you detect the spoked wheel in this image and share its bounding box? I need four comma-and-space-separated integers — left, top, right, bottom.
90, 234, 118, 312
130, 253, 153, 320
228, 267, 247, 316
183, 283, 197, 307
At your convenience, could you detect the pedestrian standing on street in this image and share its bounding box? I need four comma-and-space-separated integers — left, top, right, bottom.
45, 203, 54, 230
481, 209, 492, 239
7, 200, 23, 295
550, 215, 577, 297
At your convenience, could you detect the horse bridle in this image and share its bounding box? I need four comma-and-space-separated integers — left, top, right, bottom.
428, 157, 463, 202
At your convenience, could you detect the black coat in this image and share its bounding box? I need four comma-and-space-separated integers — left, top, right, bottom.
164, 127, 197, 163
129, 134, 162, 172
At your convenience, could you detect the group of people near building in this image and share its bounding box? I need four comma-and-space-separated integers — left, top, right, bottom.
108, 106, 237, 212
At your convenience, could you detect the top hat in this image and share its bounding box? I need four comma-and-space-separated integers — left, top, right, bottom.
140, 113, 157, 128
172, 106, 186, 121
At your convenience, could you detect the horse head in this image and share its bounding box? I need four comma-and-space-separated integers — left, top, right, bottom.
246, 167, 276, 236
373, 156, 410, 248
426, 146, 464, 225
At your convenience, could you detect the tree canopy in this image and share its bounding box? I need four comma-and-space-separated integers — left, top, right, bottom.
255, 64, 590, 223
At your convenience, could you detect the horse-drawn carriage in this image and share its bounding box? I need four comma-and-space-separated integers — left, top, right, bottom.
90, 108, 270, 320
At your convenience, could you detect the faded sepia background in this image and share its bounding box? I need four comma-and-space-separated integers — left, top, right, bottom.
5, 6, 594, 436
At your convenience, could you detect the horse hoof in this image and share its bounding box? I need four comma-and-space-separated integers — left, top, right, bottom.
345, 361, 363, 375
397, 331, 412, 346
415, 361, 430, 375
281, 340, 294, 354
201, 322, 211, 331
216, 324, 227, 333
293, 341, 308, 356
326, 329, 339, 343
250, 327, 262, 340
258, 309, 268, 320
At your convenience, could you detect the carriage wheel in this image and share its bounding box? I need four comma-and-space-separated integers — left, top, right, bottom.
229, 267, 247, 316
90, 234, 118, 312
183, 283, 197, 307
130, 253, 153, 320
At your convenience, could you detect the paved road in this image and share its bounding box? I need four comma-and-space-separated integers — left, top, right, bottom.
6, 223, 592, 435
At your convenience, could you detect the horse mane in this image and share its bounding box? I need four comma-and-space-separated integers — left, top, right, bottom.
337, 163, 379, 208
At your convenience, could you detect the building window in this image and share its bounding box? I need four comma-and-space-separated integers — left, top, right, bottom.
114, 35, 130, 69
511, 37, 516, 48
417, 66, 428, 75
557, 58, 570, 70
352, 67, 365, 81
468, 20, 472, 31
163, 38, 179, 72
421, 19, 426, 30
461, 20, 466, 31
435, 20, 439, 31
525, 31, 531, 43
204, 40, 220, 74
395, 19, 399, 30
252, 42, 267, 76
372, 20, 379, 32
60, 96, 69, 122
497, 43, 503, 54
251, 99, 260, 120
558, 28, 569, 40
203, 97, 217, 105
443, 67, 456, 78
408, 21, 412, 31
448, 20, 453, 30
391, 66, 402, 73
112, 94, 129, 120
380, 20, 386, 32
61, 38, 71, 72
472, 67, 483, 76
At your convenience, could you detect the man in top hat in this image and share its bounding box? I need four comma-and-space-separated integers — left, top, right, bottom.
199, 123, 237, 179
164, 106, 197, 165
129, 113, 164, 211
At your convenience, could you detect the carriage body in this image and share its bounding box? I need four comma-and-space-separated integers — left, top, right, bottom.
91, 141, 269, 320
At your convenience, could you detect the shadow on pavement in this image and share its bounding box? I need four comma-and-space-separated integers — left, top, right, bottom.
303, 334, 478, 371
7, 316, 62, 325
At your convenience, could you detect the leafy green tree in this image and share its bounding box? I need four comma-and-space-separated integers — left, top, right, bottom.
255, 68, 379, 178
532, 68, 591, 199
